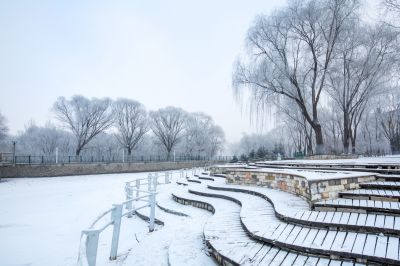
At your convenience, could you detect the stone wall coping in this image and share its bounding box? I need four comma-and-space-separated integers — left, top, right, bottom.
219, 167, 375, 182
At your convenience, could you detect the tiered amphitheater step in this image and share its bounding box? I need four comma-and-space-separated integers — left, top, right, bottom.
135, 206, 164, 225
360, 181, 400, 190
314, 198, 400, 216
172, 190, 359, 266
339, 189, 400, 202
188, 186, 400, 264
377, 174, 400, 182
207, 184, 399, 235
176, 179, 188, 186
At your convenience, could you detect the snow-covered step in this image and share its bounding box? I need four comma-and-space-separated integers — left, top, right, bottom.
189, 186, 400, 264
172, 190, 358, 266
198, 175, 215, 181
187, 178, 201, 184
176, 179, 188, 186
207, 184, 400, 235
314, 198, 400, 215
135, 206, 164, 225
156, 188, 191, 217
377, 174, 400, 182
360, 181, 400, 190
340, 189, 400, 202
194, 173, 215, 181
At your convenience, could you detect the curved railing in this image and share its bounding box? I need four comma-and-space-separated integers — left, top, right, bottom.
78, 177, 159, 266
77, 168, 204, 266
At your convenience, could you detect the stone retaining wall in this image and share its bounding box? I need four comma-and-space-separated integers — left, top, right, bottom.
0, 161, 208, 178
210, 167, 376, 203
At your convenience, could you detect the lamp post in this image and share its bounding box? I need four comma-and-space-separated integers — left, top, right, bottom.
12, 141, 16, 165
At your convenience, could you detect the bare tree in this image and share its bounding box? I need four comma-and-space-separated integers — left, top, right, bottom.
113, 99, 148, 155
384, 0, 400, 12
17, 123, 73, 155
0, 111, 8, 141
183, 113, 211, 157
183, 112, 225, 158
377, 93, 400, 154
233, 0, 359, 154
277, 98, 313, 155
53, 95, 113, 155
328, 22, 398, 154
208, 125, 225, 158
149, 107, 186, 160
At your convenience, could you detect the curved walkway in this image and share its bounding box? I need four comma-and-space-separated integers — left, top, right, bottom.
172, 189, 358, 266
188, 186, 400, 264
207, 183, 400, 235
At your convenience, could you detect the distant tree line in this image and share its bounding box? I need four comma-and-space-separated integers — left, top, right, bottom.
0, 95, 225, 160
233, 0, 400, 156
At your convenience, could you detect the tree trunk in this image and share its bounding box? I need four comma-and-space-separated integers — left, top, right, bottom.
343, 113, 350, 154
314, 124, 325, 155
75, 148, 81, 156
351, 137, 356, 154
127, 147, 132, 156
391, 138, 400, 155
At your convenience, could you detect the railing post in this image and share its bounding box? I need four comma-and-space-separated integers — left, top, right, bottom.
165, 172, 169, 184
147, 174, 152, 191
149, 192, 156, 232
153, 173, 158, 191
125, 184, 133, 218
110, 204, 123, 260
136, 179, 140, 199
82, 229, 100, 266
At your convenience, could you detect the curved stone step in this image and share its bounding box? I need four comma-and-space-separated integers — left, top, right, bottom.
377, 174, 400, 182
314, 198, 400, 216
187, 178, 201, 184
172, 190, 358, 266
207, 183, 400, 236
135, 206, 164, 225
188, 186, 400, 265
360, 181, 400, 190
339, 189, 400, 202
156, 191, 191, 217
176, 179, 188, 186
198, 176, 215, 181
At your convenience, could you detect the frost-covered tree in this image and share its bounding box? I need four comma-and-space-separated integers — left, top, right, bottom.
17, 123, 73, 155
208, 125, 225, 157
149, 107, 186, 160
327, 22, 398, 154
233, 0, 360, 155
183, 113, 225, 158
53, 95, 113, 155
0, 111, 8, 141
377, 92, 400, 154
113, 99, 148, 155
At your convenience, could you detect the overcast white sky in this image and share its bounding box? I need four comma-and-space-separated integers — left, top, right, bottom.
0, 0, 382, 143
0, 0, 290, 143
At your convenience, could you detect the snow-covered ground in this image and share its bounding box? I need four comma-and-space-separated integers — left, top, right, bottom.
0, 170, 215, 266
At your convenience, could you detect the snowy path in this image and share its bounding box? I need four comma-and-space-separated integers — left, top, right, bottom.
0, 173, 149, 266
0, 170, 216, 266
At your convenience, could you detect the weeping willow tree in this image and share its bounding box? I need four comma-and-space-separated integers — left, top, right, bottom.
233, 0, 360, 155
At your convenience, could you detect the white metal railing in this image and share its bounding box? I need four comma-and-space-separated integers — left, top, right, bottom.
77, 168, 204, 266
78, 178, 158, 266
